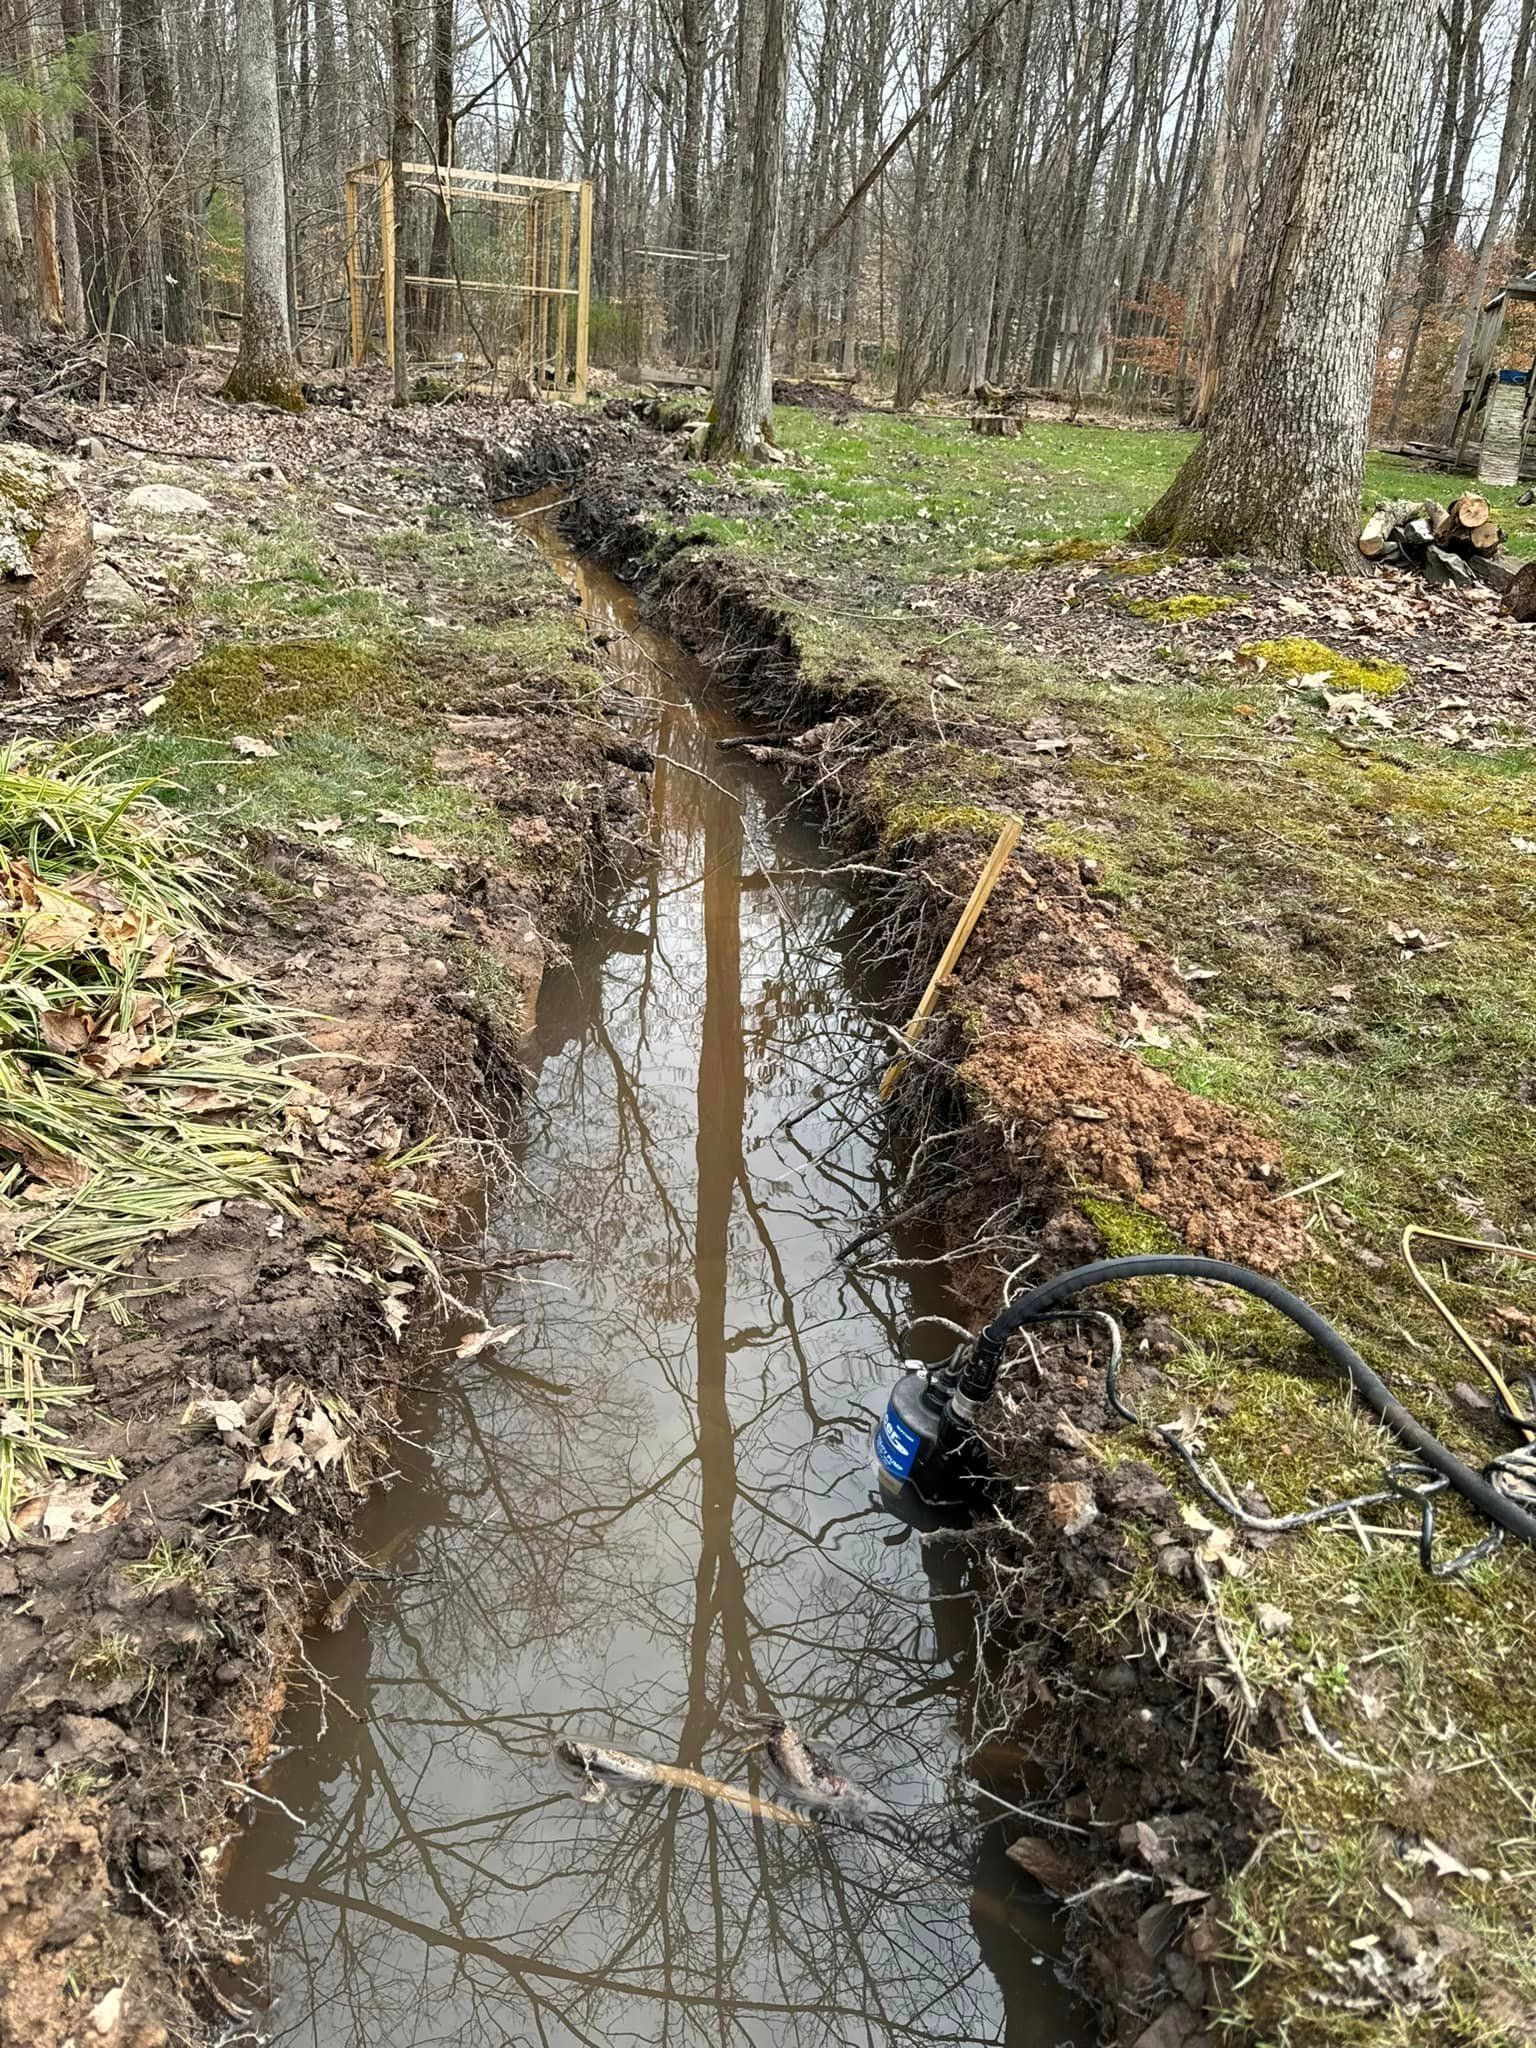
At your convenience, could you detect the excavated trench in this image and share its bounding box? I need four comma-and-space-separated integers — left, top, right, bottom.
220, 498, 1093, 2046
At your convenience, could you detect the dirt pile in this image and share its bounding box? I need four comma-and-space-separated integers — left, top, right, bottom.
0, 1784, 177, 2047
963, 1034, 1305, 1266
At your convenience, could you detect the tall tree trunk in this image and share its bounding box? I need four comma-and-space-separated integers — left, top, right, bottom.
16, 0, 65, 330
389, 0, 412, 403
0, 121, 32, 336
224, 0, 303, 406
427, 0, 454, 333
122, 0, 195, 342
1135, 0, 1433, 568
63, 0, 109, 331
709, 0, 786, 454
1187, 0, 1289, 424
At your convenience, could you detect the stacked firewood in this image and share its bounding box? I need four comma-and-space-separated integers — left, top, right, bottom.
1358, 493, 1513, 593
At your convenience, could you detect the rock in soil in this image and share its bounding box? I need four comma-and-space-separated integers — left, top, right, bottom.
122, 481, 214, 520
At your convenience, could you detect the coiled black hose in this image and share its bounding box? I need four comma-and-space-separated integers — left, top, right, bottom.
960, 1254, 1536, 1557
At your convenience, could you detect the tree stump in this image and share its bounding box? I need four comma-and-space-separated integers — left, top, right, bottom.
970, 414, 1019, 437
0, 447, 92, 681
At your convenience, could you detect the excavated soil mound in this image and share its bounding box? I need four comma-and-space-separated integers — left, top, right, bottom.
963, 1031, 1307, 1269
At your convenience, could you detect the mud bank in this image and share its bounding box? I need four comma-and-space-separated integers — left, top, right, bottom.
486, 416, 1535, 2048
0, 381, 650, 2046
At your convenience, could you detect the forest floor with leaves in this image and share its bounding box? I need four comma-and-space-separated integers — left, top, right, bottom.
0, 360, 647, 2046
540, 396, 1536, 2048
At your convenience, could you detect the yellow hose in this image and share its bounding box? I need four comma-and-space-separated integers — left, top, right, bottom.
1401, 1225, 1536, 1438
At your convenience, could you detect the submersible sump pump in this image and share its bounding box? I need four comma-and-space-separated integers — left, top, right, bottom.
873, 1253, 1536, 1560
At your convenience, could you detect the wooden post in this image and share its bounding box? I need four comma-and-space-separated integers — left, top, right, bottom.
879, 818, 1023, 1099
379, 158, 397, 382
574, 178, 593, 404
344, 171, 365, 366
533, 194, 550, 386
556, 189, 573, 391
522, 195, 536, 384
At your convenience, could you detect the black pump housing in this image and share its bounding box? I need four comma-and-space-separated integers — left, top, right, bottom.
874, 1352, 982, 1514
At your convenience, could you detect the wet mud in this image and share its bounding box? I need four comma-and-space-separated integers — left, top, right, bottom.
222, 503, 1093, 2045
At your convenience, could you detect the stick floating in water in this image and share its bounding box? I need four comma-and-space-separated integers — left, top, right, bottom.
555, 1739, 814, 1828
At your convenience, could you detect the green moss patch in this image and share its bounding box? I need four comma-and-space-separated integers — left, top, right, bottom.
1078, 1194, 1182, 1256
1122, 592, 1235, 623
1241, 634, 1409, 695
865, 742, 1011, 847
163, 641, 398, 736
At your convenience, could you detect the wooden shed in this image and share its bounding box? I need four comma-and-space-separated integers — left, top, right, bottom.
1449, 272, 1536, 482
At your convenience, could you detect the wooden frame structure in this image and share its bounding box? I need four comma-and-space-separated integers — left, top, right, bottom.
1450, 270, 1536, 477
344, 161, 593, 400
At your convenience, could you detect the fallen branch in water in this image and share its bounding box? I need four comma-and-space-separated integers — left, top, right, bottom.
556, 1738, 813, 1827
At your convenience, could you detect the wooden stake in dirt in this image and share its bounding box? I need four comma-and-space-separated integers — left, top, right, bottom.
880, 817, 1023, 1100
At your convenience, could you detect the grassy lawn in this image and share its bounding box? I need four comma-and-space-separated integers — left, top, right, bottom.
688, 406, 1536, 2047
690, 408, 1536, 571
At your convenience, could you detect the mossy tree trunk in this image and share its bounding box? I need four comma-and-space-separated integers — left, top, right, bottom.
224, 0, 304, 410
1134, 0, 1434, 571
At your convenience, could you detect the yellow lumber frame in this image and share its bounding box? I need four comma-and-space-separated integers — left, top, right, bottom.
342, 158, 594, 397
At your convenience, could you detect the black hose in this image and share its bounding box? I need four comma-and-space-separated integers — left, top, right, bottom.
963, 1254, 1536, 1556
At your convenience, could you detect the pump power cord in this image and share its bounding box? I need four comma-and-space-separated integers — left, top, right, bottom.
963, 1255, 1536, 1565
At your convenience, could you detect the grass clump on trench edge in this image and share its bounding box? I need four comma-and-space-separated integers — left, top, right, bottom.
0, 741, 324, 1537
647, 410, 1536, 2041
125, 488, 600, 887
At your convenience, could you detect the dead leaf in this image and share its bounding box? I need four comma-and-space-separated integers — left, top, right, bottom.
7, 865, 96, 953
162, 1085, 240, 1114
386, 832, 452, 865
454, 1322, 524, 1359
297, 1409, 347, 1469
33, 1482, 124, 1542
187, 1394, 249, 1437
39, 1002, 96, 1055
3, 1133, 92, 1192
231, 734, 278, 758
297, 815, 345, 838
1404, 1838, 1490, 1883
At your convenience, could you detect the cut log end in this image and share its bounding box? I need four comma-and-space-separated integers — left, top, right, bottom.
0, 446, 92, 681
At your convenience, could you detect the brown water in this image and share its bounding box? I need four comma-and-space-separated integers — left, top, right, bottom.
222, 500, 1089, 2048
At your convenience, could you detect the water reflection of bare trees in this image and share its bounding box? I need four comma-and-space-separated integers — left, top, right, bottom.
238, 675, 1078, 2048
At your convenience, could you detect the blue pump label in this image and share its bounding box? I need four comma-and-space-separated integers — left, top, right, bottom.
876, 1405, 921, 1481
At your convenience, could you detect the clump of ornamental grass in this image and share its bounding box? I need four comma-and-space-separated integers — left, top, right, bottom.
0, 743, 308, 1536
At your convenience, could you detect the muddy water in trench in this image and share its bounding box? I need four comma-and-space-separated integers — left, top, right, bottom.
224, 503, 1088, 2048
